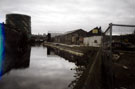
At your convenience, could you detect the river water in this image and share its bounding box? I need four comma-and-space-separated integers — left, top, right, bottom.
0, 46, 76, 89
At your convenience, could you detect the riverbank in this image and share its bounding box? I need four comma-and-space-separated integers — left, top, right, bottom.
43, 42, 99, 65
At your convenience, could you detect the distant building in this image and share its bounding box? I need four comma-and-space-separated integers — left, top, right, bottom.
47, 33, 51, 42
83, 27, 103, 47
53, 29, 88, 45
50, 33, 62, 38
43, 33, 47, 37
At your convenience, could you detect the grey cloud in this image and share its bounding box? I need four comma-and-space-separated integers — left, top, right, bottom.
0, 0, 135, 34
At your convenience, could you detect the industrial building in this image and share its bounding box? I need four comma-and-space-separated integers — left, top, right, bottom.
83, 27, 103, 47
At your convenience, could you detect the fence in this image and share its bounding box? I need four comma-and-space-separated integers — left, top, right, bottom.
102, 23, 113, 89
103, 23, 135, 52
102, 23, 135, 89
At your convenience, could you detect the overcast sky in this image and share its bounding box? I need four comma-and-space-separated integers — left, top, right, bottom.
0, 0, 135, 34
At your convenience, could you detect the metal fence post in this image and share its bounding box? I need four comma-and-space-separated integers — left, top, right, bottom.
109, 23, 114, 89
109, 23, 112, 56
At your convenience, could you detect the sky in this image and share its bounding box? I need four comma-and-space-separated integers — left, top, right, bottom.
0, 0, 135, 34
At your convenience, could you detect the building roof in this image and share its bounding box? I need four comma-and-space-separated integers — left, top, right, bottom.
87, 27, 103, 37
64, 29, 88, 37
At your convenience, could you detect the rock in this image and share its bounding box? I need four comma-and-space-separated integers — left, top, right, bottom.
113, 54, 120, 61
120, 87, 127, 89
122, 66, 128, 70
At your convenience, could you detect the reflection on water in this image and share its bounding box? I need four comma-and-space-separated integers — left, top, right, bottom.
2, 46, 31, 75
0, 46, 76, 89
47, 47, 56, 56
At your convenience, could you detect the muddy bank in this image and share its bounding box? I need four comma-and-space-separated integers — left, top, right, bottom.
112, 51, 135, 89
73, 48, 103, 89
44, 42, 99, 66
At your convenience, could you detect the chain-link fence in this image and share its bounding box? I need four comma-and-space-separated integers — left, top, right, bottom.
102, 23, 135, 89
103, 23, 135, 51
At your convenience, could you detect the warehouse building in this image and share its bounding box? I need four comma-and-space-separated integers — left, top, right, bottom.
83, 27, 103, 47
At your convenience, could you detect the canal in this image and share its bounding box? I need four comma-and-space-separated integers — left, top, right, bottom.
0, 46, 76, 89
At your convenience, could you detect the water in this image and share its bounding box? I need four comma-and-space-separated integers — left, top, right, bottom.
0, 46, 76, 89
